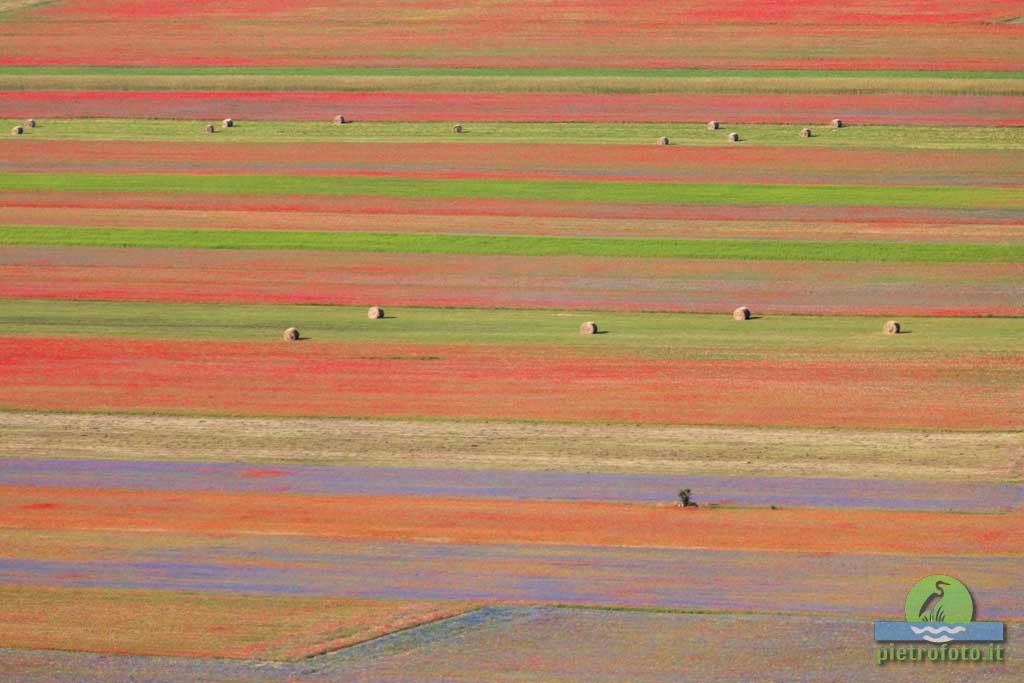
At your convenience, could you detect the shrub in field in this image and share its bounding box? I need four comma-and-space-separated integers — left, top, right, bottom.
677, 488, 698, 507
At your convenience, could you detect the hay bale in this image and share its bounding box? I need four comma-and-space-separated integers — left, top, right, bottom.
222, 118, 234, 128
707, 120, 719, 130
452, 124, 463, 133
26, 118, 36, 128
367, 306, 384, 320
727, 132, 739, 142
831, 118, 843, 128
205, 123, 215, 134
11, 126, 23, 136
579, 321, 598, 335
800, 127, 812, 138
733, 306, 751, 321
884, 320, 900, 335
658, 136, 670, 145
283, 327, 300, 341
334, 114, 346, 124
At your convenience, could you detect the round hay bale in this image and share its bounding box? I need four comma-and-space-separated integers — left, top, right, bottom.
11, 126, 23, 136
367, 306, 384, 320
452, 124, 463, 133
727, 132, 739, 142
334, 114, 346, 124
205, 123, 215, 134
579, 321, 598, 335
800, 127, 812, 138
707, 120, 719, 130
283, 327, 300, 341
658, 136, 670, 145
222, 118, 234, 128
884, 320, 900, 335
26, 118, 36, 128
831, 118, 843, 128
733, 306, 751, 321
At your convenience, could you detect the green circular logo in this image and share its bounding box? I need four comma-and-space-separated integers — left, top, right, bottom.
904, 575, 974, 624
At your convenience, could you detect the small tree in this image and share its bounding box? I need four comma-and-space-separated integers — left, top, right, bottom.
677, 488, 697, 507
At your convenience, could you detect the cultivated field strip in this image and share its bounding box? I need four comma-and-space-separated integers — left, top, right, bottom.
1, 535, 1020, 617
2, 335, 1021, 428
4, 611, 1019, 682
2, 0, 1022, 676
2, 413, 1019, 482
4, 120, 1024, 148
6, 140, 1023, 186
4, 485, 1022, 557
2, 457, 1020, 511
2, 207, 1020, 243
2, 0, 1021, 70
3, 90, 1024, 124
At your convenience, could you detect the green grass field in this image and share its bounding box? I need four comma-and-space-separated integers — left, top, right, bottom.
4, 119, 1022, 149
3, 225, 1020, 262
1, 172, 1018, 208
5, 298, 1020, 357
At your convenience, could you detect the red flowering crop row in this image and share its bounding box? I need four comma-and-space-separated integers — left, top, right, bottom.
1, 335, 1020, 429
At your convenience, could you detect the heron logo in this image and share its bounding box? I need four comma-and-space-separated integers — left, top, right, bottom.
874, 574, 1005, 666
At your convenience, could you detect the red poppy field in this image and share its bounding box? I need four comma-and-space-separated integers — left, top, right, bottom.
2, 334, 1022, 428
0, 1, 1021, 680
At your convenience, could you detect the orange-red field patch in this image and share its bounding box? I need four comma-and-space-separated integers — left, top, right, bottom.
3, 486, 1022, 556
0, 582, 476, 660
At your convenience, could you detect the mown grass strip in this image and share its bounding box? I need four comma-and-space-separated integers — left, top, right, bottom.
5, 120, 1021, 150
2, 226, 1020, 263
0, 173, 1018, 209
1, 298, 1021, 357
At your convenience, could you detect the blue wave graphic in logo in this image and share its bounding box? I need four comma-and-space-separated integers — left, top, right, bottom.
909, 625, 967, 643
